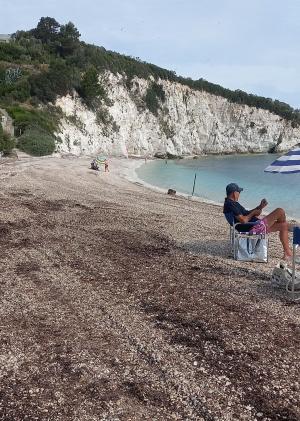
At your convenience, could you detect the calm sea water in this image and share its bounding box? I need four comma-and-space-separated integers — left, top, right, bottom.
136, 154, 300, 219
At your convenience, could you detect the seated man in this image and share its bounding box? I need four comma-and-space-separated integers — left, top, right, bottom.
90, 159, 99, 171
223, 183, 292, 260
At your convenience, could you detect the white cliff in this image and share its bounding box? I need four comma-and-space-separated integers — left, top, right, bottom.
55, 72, 300, 156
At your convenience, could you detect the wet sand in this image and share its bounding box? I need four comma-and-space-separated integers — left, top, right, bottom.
0, 154, 299, 420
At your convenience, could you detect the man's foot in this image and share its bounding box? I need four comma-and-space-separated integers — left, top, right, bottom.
283, 250, 293, 260
283, 254, 300, 264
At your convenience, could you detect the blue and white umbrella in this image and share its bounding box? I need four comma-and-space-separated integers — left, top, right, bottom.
265, 146, 300, 300
96, 155, 107, 164
264, 147, 300, 174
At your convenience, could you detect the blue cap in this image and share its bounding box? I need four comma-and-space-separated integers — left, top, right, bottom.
226, 183, 243, 195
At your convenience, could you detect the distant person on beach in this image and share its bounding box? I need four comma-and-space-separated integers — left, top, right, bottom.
104, 160, 109, 172
90, 159, 99, 171
223, 182, 292, 260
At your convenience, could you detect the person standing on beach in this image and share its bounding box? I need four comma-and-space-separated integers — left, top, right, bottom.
223, 183, 293, 260
104, 160, 109, 172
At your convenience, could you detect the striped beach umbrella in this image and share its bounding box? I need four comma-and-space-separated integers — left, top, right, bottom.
264, 147, 300, 174
96, 155, 107, 164
265, 147, 300, 299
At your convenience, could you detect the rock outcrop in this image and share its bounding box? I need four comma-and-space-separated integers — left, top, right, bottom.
0, 108, 14, 137
55, 72, 300, 157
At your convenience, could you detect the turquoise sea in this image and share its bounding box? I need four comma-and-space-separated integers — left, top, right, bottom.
136, 154, 300, 220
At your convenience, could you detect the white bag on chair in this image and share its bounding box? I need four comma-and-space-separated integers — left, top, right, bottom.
235, 236, 268, 262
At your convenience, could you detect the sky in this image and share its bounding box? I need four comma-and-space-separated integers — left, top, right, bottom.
1, 0, 300, 108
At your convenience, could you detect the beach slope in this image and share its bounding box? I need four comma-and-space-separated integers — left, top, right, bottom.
0, 156, 299, 420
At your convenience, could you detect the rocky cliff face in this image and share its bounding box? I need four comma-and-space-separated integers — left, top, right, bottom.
56, 72, 300, 157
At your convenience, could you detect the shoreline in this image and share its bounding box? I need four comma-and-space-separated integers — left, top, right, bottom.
2, 152, 299, 223
117, 157, 225, 207
118, 157, 300, 223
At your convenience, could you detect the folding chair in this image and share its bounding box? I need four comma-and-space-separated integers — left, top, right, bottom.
224, 212, 269, 263
289, 227, 300, 301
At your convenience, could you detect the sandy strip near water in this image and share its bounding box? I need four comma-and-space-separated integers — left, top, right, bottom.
0, 153, 299, 420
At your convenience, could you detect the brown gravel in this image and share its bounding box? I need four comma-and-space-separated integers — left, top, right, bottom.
0, 155, 299, 421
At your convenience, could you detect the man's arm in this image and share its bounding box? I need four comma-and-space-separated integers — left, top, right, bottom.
243, 198, 268, 221
236, 208, 262, 224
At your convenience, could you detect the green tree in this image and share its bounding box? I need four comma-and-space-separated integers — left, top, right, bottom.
58, 22, 81, 57
29, 60, 79, 102
79, 66, 106, 108
48, 60, 79, 95
29, 72, 56, 103
33, 17, 60, 43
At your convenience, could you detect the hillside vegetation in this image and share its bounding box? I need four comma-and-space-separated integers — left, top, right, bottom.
1, 16, 300, 155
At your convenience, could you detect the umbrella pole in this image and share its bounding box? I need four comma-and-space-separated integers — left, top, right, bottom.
192, 173, 197, 196
292, 244, 296, 301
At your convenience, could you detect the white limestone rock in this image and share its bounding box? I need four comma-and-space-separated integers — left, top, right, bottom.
55, 72, 300, 157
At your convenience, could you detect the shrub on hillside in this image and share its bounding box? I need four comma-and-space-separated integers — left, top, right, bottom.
6, 105, 60, 136
78, 66, 107, 109
0, 125, 15, 154
9, 79, 31, 102
29, 71, 56, 103
29, 60, 80, 103
0, 65, 31, 103
0, 42, 28, 62
152, 82, 165, 102
144, 82, 165, 116
145, 88, 159, 116
95, 106, 119, 136
18, 127, 56, 156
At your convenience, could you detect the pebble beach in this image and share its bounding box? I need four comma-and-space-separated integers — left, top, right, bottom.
0, 154, 299, 420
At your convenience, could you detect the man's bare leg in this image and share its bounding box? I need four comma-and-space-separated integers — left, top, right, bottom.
268, 222, 292, 259
264, 208, 292, 259
264, 208, 286, 226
